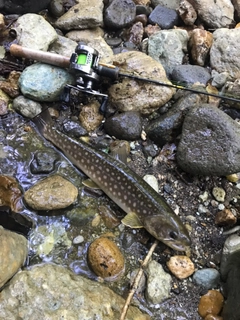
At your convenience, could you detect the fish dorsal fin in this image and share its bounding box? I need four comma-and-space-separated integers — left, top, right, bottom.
82, 179, 101, 189
122, 211, 144, 228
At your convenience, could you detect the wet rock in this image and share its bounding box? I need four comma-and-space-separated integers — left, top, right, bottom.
55, 0, 104, 30
177, 0, 197, 25
87, 237, 125, 281
212, 187, 226, 202
210, 28, 240, 79
62, 120, 88, 138
145, 260, 172, 304
24, 175, 78, 211
177, 104, 240, 176
98, 205, 121, 229
0, 89, 9, 115
198, 290, 224, 318
167, 255, 195, 279
0, 70, 20, 98
0, 175, 22, 212
146, 93, 202, 146
189, 29, 213, 66
188, 0, 234, 28
104, 0, 136, 29
13, 13, 57, 50
135, 14, 148, 26
128, 21, 144, 46
19, 63, 74, 102
30, 150, 60, 174
215, 208, 237, 226
148, 29, 189, 76
79, 101, 103, 132
0, 264, 149, 320
148, 5, 179, 29
171, 65, 211, 86
104, 111, 142, 140
12, 95, 42, 118
193, 268, 220, 289
204, 315, 223, 320
3, 0, 51, 14
0, 226, 28, 288
108, 51, 175, 114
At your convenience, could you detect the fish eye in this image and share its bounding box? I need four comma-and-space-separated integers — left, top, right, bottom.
169, 231, 178, 240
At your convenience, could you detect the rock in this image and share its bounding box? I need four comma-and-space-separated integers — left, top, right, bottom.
87, 237, 125, 280
104, 0, 136, 29
0, 264, 149, 320
167, 255, 195, 279
104, 111, 142, 140
0, 89, 9, 115
12, 95, 42, 118
19, 63, 74, 102
49, 35, 77, 58
188, 0, 234, 28
0, 71, 20, 98
55, 0, 104, 31
30, 150, 60, 174
3, 0, 51, 14
204, 315, 223, 320
193, 268, 220, 289
130, 268, 146, 295
48, 0, 65, 17
189, 29, 213, 66
220, 234, 240, 279
73, 235, 84, 244
210, 28, 240, 79
171, 65, 211, 85
177, 0, 197, 25
108, 51, 175, 114
232, 0, 240, 18
146, 93, 203, 147
0, 226, 28, 288
24, 175, 78, 210
13, 14, 57, 50
143, 174, 158, 192
0, 175, 22, 212
62, 120, 88, 138
212, 187, 226, 202
151, 0, 180, 9
198, 290, 224, 318
79, 101, 103, 132
176, 104, 240, 176
215, 208, 237, 226
128, 22, 144, 46
148, 29, 189, 76
66, 27, 104, 42
226, 173, 239, 183
148, 5, 179, 29
145, 260, 172, 304
98, 205, 121, 229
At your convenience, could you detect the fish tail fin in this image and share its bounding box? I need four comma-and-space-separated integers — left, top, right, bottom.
32, 108, 53, 136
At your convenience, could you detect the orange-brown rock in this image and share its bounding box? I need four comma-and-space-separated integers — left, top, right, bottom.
215, 208, 237, 226
204, 314, 223, 320
167, 255, 195, 279
198, 290, 224, 318
0, 175, 22, 212
79, 100, 103, 132
189, 29, 213, 66
0, 71, 21, 98
177, 0, 197, 25
87, 237, 125, 281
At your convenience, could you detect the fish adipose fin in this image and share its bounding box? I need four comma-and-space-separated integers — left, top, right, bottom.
122, 211, 144, 228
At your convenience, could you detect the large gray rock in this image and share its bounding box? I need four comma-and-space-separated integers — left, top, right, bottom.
0, 263, 149, 320
210, 28, 240, 79
104, 0, 136, 29
3, 0, 51, 14
177, 104, 240, 176
0, 226, 28, 289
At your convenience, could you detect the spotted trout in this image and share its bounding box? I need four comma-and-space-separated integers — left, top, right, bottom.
33, 110, 190, 251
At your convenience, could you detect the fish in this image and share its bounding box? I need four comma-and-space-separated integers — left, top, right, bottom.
33, 109, 191, 251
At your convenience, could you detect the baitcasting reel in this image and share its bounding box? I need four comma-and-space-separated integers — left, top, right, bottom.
62, 43, 119, 113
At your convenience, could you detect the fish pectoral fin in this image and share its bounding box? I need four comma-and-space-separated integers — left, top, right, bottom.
110, 140, 129, 165
82, 179, 101, 190
121, 211, 144, 228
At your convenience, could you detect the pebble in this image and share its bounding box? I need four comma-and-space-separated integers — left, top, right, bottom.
193, 268, 220, 289
212, 187, 226, 202
128, 21, 144, 46
177, 104, 240, 176
62, 120, 88, 138
167, 255, 195, 279
171, 65, 211, 86
143, 174, 159, 192
73, 235, 84, 244
13, 13, 57, 50
0, 226, 28, 288
0, 175, 23, 212
151, 0, 179, 10
215, 208, 237, 226
104, 0, 136, 29
0, 71, 20, 98
226, 173, 239, 183
148, 5, 179, 29
55, 0, 104, 30
177, 0, 197, 25
87, 237, 125, 281
12, 95, 42, 118
24, 175, 78, 211
204, 315, 223, 320
104, 111, 142, 140
108, 51, 175, 114
30, 150, 60, 174
198, 290, 224, 318
189, 29, 213, 66
19, 63, 74, 102
0, 89, 9, 115
145, 260, 172, 304
79, 101, 103, 132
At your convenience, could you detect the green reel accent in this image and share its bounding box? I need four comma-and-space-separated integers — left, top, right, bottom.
77, 52, 93, 67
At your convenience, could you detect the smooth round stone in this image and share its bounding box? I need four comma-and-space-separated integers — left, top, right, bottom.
193, 268, 220, 289
198, 290, 224, 318
171, 64, 211, 86
87, 237, 125, 281
167, 255, 195, 279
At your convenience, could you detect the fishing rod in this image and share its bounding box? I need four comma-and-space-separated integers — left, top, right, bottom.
9, 43, 240, 112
